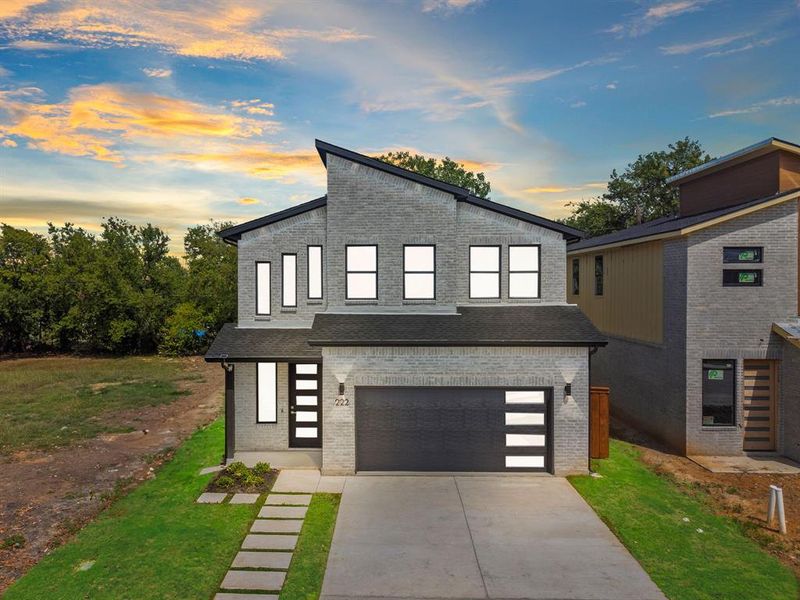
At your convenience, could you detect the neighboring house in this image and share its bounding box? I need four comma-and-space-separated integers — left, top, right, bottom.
205, 140, 606, 476
567, 138, 800, 461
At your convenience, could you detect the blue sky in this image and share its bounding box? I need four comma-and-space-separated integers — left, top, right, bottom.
1, 0, 798, 253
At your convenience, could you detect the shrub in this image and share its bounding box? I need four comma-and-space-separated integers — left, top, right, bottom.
214, 475, 235, 490
158, 302, 211, 356
225, 461, 250, 480
252, 462, 271, 476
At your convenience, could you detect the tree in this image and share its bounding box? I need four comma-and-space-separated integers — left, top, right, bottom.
561, 138, 712, 237
376, 151, 491, 198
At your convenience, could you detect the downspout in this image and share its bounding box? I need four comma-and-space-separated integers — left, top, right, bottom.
221, 359, 235, 464
588, 345, 600, 471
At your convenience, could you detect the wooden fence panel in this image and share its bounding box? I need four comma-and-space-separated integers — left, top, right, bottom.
590, 386, 609, 459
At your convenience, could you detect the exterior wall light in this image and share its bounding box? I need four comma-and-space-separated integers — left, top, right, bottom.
335, 381, 349, 406
564, 382, 573, 404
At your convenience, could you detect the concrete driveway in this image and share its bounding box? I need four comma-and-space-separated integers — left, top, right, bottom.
321, 476, 665, 600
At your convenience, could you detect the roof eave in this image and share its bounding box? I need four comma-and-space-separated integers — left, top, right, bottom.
307, 339, 607, 347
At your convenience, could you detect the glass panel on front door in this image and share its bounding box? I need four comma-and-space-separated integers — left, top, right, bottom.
290, 363, 322, 448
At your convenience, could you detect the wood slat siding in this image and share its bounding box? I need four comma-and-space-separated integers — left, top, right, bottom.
742, 360, 778, 452
590, 387, 609, 459
568, 240, 664, 344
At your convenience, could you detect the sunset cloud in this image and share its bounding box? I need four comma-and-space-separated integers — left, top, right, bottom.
238, 197, 260, 205
523, 182, 607, 194
142, 67, 172, 78
605, 0, 708, 37
2, 1, 369, 61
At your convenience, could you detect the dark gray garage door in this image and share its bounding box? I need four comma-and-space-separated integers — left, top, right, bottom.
355, 387, 552, 473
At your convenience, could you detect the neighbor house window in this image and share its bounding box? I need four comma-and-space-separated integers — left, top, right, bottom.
469, 245, 500, 299
723, 247, 763, 263
307, 245, 323, 299
702, 360, 735, 426
594, 255, 604, 296
723, 269, 762, 287
257, 362, 278, 423
282, 254, 297, 307
256, 261, 271, 315
346, 245, 377, 299
508, 245, 540, 298
403, 245, 435, 300
572, 258, 580, 295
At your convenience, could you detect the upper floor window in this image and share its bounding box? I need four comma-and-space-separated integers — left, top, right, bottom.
256, 261, 271, 315
469, 245, 500, 299
282, 254, 297, 307
307, 245, 323, 299
723, 247, 763, 263
594, 255, 604, 296
508, 245, 540, 299
346, 245, 378, 299
404, 245, 435, 300
723, 269, 762, 287
571, 258, 580, 295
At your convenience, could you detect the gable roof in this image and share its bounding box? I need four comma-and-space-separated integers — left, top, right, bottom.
218, 195, 327, 244
568, 187, 800, 253
667, 137, 800, 185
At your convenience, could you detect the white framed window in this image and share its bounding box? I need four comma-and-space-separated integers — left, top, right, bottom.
282, 254, 297, 307
346, 245, 377, 299
404, 245, 435, 300
508, 245, 540, 299
256, 261, 271, 315
307, 245, 323, 300
256, 362, 277, 423
469, 245, 500, 299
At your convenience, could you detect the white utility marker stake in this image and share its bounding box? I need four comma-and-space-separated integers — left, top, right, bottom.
768, 485, 787, 534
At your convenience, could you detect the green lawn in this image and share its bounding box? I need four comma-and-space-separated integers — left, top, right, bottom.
5, 418, 257, 600
0, 356, 201, 453
570, 440, 798, 600
281, 493, 341, 600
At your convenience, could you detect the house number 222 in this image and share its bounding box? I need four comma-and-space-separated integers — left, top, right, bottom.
334, 397, 350, 406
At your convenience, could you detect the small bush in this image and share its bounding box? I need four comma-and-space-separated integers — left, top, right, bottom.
215, 475, 235, 490
225, 461, 250, 479
252, 462, 271, 476
2, 534, 25, 549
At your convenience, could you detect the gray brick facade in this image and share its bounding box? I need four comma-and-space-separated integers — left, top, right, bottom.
781, 343, 800, 462
234, 362, 290, 451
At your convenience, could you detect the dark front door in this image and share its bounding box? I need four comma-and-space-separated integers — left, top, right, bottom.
289, 363, 322, 448
355, 387, 552, 473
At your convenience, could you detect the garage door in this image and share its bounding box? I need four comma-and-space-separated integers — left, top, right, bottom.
355, 387, 552, 473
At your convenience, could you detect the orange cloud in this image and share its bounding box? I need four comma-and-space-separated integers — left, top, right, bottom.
0, 0, 46, 19
523, 182, 607, 194
238, 197, 260, 205
4, 1, 369, 61
0, 84, 275, 163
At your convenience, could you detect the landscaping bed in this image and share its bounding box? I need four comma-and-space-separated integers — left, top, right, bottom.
570, 439, 798, 600
206, 461, 278, 494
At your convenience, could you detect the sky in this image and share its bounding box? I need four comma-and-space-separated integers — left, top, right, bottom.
1, 0, 799, 254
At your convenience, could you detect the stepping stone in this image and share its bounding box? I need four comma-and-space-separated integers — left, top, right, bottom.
197, 492, 227, 504
272, 469, 320, 493
242, 534, 298, 550
265, 493, 311, 505
200, 465, 223, 475
230, 493, 260, 504
259, 505, 307, 519
215, 594, 278, 600
317, 476, 346, 493
221, 569, 285, 591
251, 519, 302, 533
232, 550, 293, 570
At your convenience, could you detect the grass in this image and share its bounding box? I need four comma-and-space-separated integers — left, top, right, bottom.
281, 493, 341, 600
0, 356, 201, 453
4, 418, 259, 600
570, 440, 798, 600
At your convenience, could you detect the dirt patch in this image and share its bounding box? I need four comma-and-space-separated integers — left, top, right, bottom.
613, 419, 800, 578
0, 356, 224, 593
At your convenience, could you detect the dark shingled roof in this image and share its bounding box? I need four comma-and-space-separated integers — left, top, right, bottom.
308, 305, 606, 347
205, 323, 320, 362
568, 187, 800, 253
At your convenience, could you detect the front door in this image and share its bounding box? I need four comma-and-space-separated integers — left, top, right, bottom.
289, 363, 322, 448
743, 360, 778, 451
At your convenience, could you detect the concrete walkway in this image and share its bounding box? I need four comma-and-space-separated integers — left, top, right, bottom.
321, 476, 665, 600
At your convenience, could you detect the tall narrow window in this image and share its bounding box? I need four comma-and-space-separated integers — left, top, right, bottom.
282, 254, 297, 307
256, 261, 271, 315
469, 245, 500, 299
594, 255, 604, 296
572, 258, 580, 295
257, 362, 277, 423
702, 360, 735, 426
508, 245, 540, 299
404, 245, 435, 299
346, 245, 377, 299
307, 245, 323, 299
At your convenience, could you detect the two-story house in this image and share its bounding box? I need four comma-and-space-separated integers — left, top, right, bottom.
567, 137, 800, 462
205, 140, 606, 476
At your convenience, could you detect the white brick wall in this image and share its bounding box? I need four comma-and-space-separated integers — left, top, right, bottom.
781, 343, 800, 462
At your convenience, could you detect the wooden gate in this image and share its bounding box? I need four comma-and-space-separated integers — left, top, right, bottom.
743, 360, 778, 451
590, 386, 610, 459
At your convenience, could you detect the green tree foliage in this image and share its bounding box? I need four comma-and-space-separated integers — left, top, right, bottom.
561, 138, 712, 237
376, 151, 491, 198
158, 302, 211, 356
0, 217, 237, 355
